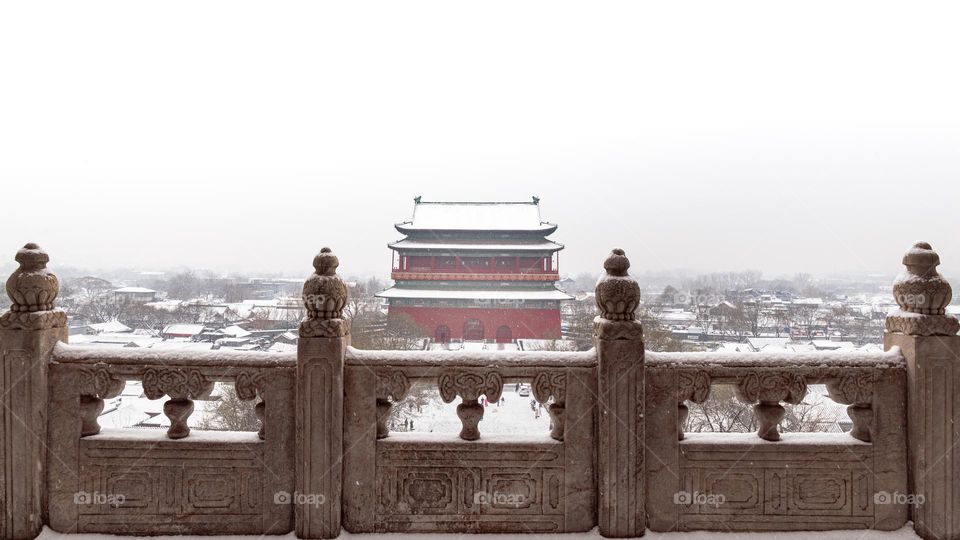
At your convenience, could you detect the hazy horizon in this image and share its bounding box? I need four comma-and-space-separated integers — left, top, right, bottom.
2, 1, 958, 279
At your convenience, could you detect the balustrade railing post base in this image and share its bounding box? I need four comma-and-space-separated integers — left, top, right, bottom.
296, 333, 347, 539
886, 332, 960, 540
595, 318, 645, 538
0, 312, 66, 540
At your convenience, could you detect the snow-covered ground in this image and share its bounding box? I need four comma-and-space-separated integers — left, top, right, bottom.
37, 525, 923, 540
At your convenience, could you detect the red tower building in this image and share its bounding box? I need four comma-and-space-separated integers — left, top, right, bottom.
377, 197, 571, 342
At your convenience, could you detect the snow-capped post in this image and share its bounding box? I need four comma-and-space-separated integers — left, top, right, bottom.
884, 241, 960, 540
593, 248, 645, 537
0, 243, 67, 539
297, 247, 349, 539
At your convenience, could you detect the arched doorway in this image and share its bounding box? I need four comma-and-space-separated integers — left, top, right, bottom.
435, 325, 451, 344
463, 319, 484, 341
495, 325, 512, 343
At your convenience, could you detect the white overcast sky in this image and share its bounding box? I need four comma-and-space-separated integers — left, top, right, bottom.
1, 1, 958, 279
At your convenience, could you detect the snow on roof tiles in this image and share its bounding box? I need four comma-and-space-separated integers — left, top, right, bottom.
389, 238, 563, 252
397, 199, 556, 233
375, 286, 572, 301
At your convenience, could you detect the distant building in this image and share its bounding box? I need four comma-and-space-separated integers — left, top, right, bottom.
161, 323, 205, 339
113, 286, 157, 304
376, 197, 571, 342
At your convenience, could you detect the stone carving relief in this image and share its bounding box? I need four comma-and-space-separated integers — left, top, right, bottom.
677, 371, 711, 441
300, 247, 349, 337
142, 368, 215, 439
885, 242, 959, 336
1, 243, 66, 329
234, 370, 266, 439
375, 370, 410, 439
532, 371, 566, 440
735, 371, 807, 441
826, 372, 874, 442
77, 365, 126, 436
438, 370, 503, 440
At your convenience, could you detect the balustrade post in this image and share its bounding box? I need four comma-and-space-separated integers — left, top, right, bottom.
0, 244, 66, 540
296, 248, 348, 539
884, 242, 960, 540
593, 249, 645, 537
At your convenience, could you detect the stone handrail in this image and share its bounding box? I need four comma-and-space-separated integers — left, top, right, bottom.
344, 346, 593, 441
51, 342, 294, 440
649, 348, 905, 441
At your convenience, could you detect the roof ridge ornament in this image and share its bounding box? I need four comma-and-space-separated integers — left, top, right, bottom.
885, 241, 959, 336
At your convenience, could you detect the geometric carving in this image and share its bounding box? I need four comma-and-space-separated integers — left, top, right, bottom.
76, 436, 267, 534
679, 438, 877, 530
375, 437, 565, 532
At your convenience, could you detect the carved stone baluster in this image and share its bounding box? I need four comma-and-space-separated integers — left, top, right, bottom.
677, 371, 711, 441
438, 370, 503, 440
532, 371, 566, 440
142, 368, 214, 439
735, 371, 807, 441
375, 370, 410, 439
77, 365, 125, 436
826, 372, 874, 442
236, 370, 265, 439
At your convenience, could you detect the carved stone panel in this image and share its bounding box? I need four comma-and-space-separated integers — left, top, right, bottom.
75, 434, 278, 534
374, 437, 567, 533
677, 435, 883, 531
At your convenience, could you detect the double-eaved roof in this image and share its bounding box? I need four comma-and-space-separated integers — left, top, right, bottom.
395, 197, 557, 234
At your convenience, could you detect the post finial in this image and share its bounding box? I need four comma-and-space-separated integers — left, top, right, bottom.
6, 242, 59, 312
300, 247, 349, 338
593, 248, 644, 340
886, 241, 959, 336
1, 242, 67, 330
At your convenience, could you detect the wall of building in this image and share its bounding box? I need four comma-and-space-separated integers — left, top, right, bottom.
388, 306, 562, 341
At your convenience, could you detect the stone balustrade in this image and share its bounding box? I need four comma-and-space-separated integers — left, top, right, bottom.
0, 242, 957, 540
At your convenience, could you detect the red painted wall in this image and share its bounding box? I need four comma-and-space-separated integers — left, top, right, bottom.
388, 306, 562, 340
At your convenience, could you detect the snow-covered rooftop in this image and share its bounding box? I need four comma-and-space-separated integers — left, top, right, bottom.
376, 287, 572, 301
396, 198, 556, 233
113, 286, 156, 294
389, 238, 563, 252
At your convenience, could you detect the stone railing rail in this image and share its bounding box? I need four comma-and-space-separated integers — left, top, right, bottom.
44, 342, 297, 535
0, 241, 958, 540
